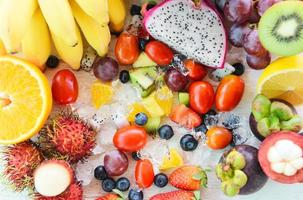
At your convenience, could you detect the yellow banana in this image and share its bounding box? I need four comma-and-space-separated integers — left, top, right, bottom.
74, 0, 109, 25
21, 9, 51, 70
51, 24, 83, 70
0, 0, 38, 53
71, 0, 110, 57
38, 0, 78, 47
108, 0, 126, 33
0, 39, 6, 55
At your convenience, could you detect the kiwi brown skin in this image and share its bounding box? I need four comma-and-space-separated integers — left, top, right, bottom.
219, 145, 268, 195
250, 99, 297, 141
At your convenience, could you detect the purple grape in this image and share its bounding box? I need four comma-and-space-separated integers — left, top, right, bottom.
246, 52, 271, 70
243, 30, 267, 57
104, 149, 129, 176
223, 0, 253, 24
93, 57, 119, 82
229, 23, 251, 47
165, 69, 188, 92
248, 3, 261, 23
257, 0, 281, 16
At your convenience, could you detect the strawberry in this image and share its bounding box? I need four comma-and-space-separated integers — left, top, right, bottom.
150, 190, 200, 200
96, 194, 121, 200
169, 166, 208, 191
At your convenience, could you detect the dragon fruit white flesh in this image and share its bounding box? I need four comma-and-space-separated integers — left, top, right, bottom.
143, 0, 227, 69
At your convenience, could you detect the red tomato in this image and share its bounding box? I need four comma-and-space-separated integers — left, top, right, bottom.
215, 75, 245, 112
115, 33, 139, 65
189, 81, 215, 114
52, 69, 78, 105
184, 59, 207, 81
113, 125, 147, 152
145, 41, 174, 65
206, 127, 232, 150
135, 159, 154, 188
170, 104, 202, 129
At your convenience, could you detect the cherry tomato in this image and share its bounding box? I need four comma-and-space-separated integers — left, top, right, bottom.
113, 125, 147, 152
52, 69, 78, 104
206, 127, 232, 150
189, 81, 215, 114
135, 159, 154, 188
115, 33, 139, 65
170, 104, 202, 129
215, 75, 245, 112
184, 59, 207, 81
145, 41, 174, 65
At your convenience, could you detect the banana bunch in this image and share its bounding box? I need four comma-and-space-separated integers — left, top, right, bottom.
0, 0, 126, 70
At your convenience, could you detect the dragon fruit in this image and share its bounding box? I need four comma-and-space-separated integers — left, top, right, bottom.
143, 0, 227, 69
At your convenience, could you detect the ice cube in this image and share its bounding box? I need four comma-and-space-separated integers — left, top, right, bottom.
75, 161, 94, 186
169, 54, 189, 76
218, 113, 241, 130
232, 127, 251, 145
204, 114, 219, 129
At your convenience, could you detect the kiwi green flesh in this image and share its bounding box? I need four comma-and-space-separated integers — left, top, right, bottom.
216, 151, 248, 197
259, 1, 303, 56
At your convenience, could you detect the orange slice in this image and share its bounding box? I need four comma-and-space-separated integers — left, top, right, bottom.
91, 81, 113, 109
0, 56, 52, 144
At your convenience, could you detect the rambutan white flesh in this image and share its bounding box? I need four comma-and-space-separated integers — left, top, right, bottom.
34, 160, 74, 197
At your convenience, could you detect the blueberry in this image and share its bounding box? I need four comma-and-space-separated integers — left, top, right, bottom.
119, 70, 130, 83
131, 151, 141, 161
46, 55, 59, 68
116, 177, 130, 191
158, 125, 174, 140
180, 134, 198, 151
102, 178, 116, 192
194, 123, 208, 134
154, 173, 168, 188
130, 4, 141, 16
138, 38, 149, 51
135, 112, 148, 126
206, 109, 217, 116
232, 63, 245, 76
128, 189, 143, 200
94, 165, 107, 180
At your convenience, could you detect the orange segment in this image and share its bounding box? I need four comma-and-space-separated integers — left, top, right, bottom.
155, 86, 173, 116
0, 56, 52, 144
91, 81, 113, 109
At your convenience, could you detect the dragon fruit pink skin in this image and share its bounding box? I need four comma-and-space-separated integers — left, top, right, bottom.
143, 0, 227, 69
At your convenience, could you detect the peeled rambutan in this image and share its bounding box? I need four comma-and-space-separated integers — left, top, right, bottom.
35, 182, 83, 200
2, 142, 43, 191
39, 112, 96, 163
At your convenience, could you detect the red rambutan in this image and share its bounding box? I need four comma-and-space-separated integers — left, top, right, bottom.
39, 112, 96, 163
2, 142, 43, 191
35, 182, 83, 200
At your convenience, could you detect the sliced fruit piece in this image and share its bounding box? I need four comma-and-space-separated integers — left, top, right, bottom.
34, 160, 73, 197
258, 131, 303, 184
155, 85, 173, 116
133, 52, 157, 68
142, 93, 165, 117
150, 190, 199, 200
170, 104, 202, 129
178, 92, 189, 106
280, 115, 302, 132
127, 103, 151, 122
144, 117, 161, 133
258, 1, 303, 56
0, 56, 52, 144
160, 148, 183, 170
130, 67, 157, 97
257, 55, 303, 105
252, 94, 271, 121
91, 81, 113, 109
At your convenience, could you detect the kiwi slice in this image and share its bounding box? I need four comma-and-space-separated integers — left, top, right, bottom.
259, 1, 303, 56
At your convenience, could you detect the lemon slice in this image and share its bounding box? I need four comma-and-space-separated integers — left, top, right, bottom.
0, 56, 52, 144
91, 81, 113, 109
257, 55, 303, 105
160, 148, 183, 170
